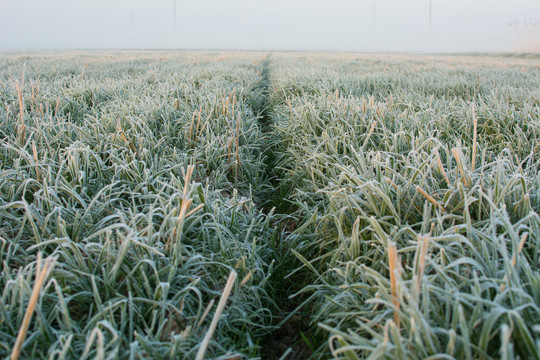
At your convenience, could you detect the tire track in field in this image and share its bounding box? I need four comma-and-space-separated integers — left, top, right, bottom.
250, 55, 314, 360
251, 54, 276, 204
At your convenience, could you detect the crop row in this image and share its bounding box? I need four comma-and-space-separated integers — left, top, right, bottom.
0, 52, 278, 359
268, 54, 540, 359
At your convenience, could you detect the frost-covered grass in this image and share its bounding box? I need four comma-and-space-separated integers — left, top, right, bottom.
269, 53, 540, 359
0, 52, 277, 359
1, 51, 539, 359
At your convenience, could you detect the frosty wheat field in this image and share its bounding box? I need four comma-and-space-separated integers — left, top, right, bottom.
0, 51, 539, 359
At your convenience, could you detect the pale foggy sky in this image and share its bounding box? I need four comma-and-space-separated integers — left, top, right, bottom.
0, 0, 539, 52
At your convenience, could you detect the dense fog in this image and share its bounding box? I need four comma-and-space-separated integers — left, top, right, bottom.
1, 0, 539, 52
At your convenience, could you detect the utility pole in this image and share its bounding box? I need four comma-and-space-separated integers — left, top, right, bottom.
173, 0, 177, 32
241, 0, 245, 33
429, 0, 432, 36
372, 1, 377, 37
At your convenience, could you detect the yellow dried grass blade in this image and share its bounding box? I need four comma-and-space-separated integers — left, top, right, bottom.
388, 242, 401, 329
196, 271, 237, 360
11, 253, 56, 360
471, 103, 478, 171
417, 186, 445, 212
